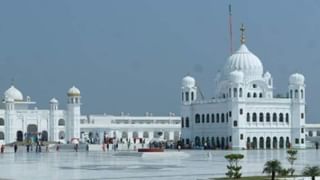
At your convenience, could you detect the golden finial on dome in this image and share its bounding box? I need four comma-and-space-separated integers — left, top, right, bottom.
240, 23, 245, 44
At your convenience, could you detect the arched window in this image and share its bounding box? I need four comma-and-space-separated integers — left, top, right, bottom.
229, 88, 232, 98
233, 120, 238, 127
191, 92, 194, 101
279, 113, 284, 122
185, 92, 189, 101
143, 131, 149, 138
185, 117, 189, 128
294, 89, 298, 98
58, 119, 65, 126
253, 93, 257, 98
0, 131, 4, 140
308, 131, 313, 137
246, 113, 250, 122
122, 132, 128, 138
233, 88, 237, 98
0, 118, 4, 126
216, 114, 220, 123
211, 114, 215, 123
300, 90, 304, 99
285, 113, 289, 123
273, 113, 277, 122
252, 113, 257, 122
195, 114, 200, 123
221, 113, 225, 123
247, 93, 251, 98
266, 113, 271, 122
181, 117, 184, 128
206, 114, 210, 123
202, 114, 205, 123
259, 93, 263, 98
226, 113, 229, 123
259, 113, 264, 122
239, 88, 243, 97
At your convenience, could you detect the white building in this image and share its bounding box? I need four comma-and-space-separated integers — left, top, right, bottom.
180, 25, 306, 149
80, 113, 180, 144
0, 85, 180, 145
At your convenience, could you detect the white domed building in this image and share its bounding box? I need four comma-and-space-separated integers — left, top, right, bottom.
0, 85, 82, 144
180, 25, 306, 149
0, 84, 181, 147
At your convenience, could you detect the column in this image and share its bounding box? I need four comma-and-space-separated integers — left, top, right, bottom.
138, 131, 143, 138
128, 131, 133, 143
169, 131, 174, 141
257, 138, 260, 150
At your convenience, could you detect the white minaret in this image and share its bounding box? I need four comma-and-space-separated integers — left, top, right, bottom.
66, 86, 81, 142
4, 97, 15, 144
289, 73, 306, 148
180, 75, 197, 146
49, 98, 59, 141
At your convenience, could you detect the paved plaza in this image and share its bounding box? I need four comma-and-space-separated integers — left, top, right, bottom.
0, 149, 320, 180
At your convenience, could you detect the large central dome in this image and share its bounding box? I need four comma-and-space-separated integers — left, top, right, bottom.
223, 44, 263, 81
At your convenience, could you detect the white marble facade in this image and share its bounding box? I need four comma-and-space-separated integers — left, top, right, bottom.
0, 85, 180, 145
180, 26, 306, 149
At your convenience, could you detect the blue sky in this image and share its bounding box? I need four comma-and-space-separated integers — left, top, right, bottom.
0, 1, 319, 122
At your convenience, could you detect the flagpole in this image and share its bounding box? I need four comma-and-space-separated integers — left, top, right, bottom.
228, 4, 233, 54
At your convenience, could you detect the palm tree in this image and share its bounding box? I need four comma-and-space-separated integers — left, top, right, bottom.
303, 166, 320, 180
262, 160, 282, 180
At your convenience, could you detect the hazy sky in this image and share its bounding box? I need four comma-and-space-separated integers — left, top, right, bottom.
0, 1, 319, 122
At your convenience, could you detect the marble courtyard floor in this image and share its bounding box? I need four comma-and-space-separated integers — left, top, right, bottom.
0, 149, 319, 180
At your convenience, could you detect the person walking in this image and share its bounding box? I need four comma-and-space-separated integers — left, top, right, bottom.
14, 144, 18, 153
1, 145, 4, 153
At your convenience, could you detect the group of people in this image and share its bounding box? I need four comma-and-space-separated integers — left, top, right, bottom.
12, 142, 49, 153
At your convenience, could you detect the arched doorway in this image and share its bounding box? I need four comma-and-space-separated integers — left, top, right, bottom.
216, 137, 220, 148
211, 137, 215, 149
279, 137, 284, 148
246, 137, 251, 149
259, 137, 264, 149
252, 137, 257, 149
221, 137, 225, 149
266, 137, 271, 149
16, 131, 23, 142
273, 137, 278, 149
195, 136, 200, 146
41, 131, 48, 141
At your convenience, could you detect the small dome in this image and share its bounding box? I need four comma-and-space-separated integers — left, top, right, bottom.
264, 71, 271, 79
289, 73, 305, 85
223, 44, 263, 80
182, 75, 196, 88
67, 86, 81, 96
50, 98, 58, 104
229, 70, 244, 83
4, 85, 23, 101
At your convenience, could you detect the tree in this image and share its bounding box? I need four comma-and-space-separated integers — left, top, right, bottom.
303, 166, 320, 180
287, 149, 298, 176
262, 160, 282, 180
224, 154, 244, 179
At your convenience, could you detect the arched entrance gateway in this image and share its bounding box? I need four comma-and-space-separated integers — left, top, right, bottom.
27, 124, 38, 142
